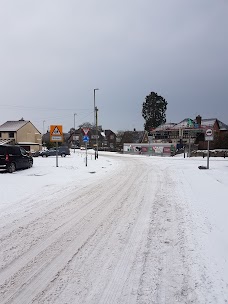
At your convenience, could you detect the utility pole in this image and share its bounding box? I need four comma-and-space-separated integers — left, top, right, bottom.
93, 88, 99, 159
188, 132, 191, 157
74, 113, 77, 153
42, 120, 45, 147
95, 106, 99, 159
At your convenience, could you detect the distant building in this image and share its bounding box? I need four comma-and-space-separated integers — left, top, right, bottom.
67, 127, 117, 151
149, 115, 228, 150
0, 119, 41, 152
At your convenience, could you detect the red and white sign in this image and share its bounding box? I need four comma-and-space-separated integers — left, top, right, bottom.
82, 128, 90, 135
205, 128, 214, 141
206, 129, 213, 136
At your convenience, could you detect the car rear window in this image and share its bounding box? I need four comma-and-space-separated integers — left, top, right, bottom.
0, 146, 6, 155
8, 146, 21, 155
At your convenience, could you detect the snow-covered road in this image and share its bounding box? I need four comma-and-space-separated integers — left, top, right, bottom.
0, 153, 227, 303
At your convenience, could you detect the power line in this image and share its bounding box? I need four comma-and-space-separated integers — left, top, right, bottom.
0, 104, 90, 111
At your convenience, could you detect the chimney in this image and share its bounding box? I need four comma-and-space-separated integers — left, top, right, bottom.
196, 115, 202, 126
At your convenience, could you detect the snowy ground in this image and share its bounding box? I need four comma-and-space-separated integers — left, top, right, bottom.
0, 150, 227, 303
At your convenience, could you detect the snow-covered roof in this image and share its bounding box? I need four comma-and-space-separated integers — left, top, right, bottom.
217, 120, 228, 131
200, 119, 217, 128
153, 123, 177, 131
155, 118, 223, 131
0, 120, 29, 132
171, 119, 190, 129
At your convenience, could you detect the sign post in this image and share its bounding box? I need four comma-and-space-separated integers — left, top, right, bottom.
56, 141, 58, 167
83, 135, 89, 166
50, 125, 63, 167
205, 128, 214, 169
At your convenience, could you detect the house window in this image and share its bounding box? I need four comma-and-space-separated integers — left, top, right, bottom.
9, 132, 14, 138
0, 132, 2, 138
110, 135, 114, 140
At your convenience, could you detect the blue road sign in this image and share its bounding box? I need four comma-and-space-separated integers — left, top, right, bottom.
83, 135, 89, 142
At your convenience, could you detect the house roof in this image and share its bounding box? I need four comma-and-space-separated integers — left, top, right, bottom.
153, 123, 177, 131
104, 129, 116, 136
217, 120, 228, 131
0, 120, 29, 132
0, 120, 41, 134
154, 118, 222, 131
200, 118, 217, 128
171, 118, 192, 129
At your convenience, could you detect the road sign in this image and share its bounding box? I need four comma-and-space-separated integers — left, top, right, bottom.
206, 129, 212, 136
83, 135, 89, 142
73, 135, 79, 141
91, 134, 99, 139
82, 128, 90, 135
205, 128, 214, 141
50, 125, 63, 142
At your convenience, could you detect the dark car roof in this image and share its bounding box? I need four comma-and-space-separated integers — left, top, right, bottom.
0, 144, 21, 150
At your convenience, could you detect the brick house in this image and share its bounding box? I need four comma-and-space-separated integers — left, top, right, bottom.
150, 115, 227, 150
100, 130, 116, 151
68, 127, 116, 150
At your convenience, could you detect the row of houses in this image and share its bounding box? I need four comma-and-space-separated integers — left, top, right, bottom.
149, 115, 228, 150
0, 119, 118, 152
42, 128, 117, 151
0, 115, 228, 153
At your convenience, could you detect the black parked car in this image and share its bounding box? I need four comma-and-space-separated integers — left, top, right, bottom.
0, 145, 33, 173
40, 146, 70, 157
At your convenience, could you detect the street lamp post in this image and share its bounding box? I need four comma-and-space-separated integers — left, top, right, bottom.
95, 106, 99, 159
94, 88, 99, 159
74, 113, 77, 153
42, 120, 45, 147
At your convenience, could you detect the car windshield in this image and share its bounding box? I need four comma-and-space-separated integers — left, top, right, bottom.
20, 148, 28, 156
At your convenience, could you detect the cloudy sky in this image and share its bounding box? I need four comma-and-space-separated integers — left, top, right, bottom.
0, 0, 227, 133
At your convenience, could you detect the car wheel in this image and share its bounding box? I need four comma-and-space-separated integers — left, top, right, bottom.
28, 160, 33, 168
61, 153, 66, 157
8, 162, 16, 173
42, 154, 48, 157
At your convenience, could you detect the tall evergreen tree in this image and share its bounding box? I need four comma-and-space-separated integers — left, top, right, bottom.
142, 92, 168, 132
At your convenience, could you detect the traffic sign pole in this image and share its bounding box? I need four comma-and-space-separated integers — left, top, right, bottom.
207, 140, 210, 169
82, 135, 89, 167
205, 128, 213, 169
86, 142, 88, 167
56, 141, 58, 167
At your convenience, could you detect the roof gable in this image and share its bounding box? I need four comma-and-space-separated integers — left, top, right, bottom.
0, 120, 29, 132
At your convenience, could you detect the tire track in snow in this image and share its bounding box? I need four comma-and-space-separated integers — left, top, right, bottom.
0, 156, 213, 304
0, 158, 141, 303
136, 166, 198, 304
0, 158, 125, 271
32, 158, 160, 304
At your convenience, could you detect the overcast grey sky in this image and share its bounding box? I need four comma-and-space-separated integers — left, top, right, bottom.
0, 0, 227, 133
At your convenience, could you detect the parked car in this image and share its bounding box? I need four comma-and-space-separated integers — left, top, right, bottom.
0, 145, 33, 173
31, 150, 41, 157
40, 146, 70, 157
